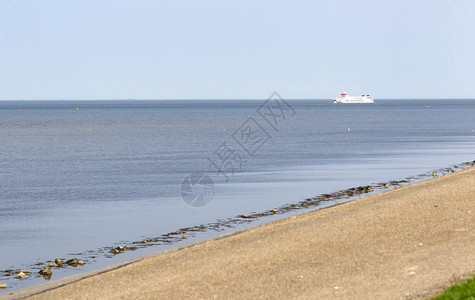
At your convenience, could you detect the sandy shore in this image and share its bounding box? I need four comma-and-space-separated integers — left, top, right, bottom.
4, 166, 474, 299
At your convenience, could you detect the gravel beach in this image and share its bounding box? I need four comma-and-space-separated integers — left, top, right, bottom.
4, 166, 474, 300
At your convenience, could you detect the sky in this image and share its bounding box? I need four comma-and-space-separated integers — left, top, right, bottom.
0, 0, 474, 100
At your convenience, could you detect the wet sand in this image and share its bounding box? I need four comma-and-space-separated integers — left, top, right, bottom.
4, 166, 475, 299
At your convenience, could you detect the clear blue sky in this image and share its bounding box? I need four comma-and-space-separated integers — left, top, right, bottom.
0, 0, 474, 100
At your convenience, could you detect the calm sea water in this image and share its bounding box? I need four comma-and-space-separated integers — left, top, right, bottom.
0, 99, 474, 292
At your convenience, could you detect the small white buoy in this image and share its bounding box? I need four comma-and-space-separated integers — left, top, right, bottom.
89, 129, 92, 132
347, 128, 350, 132
76, 107, 79, 110
427, 106, 430, 108
223, 128, 226, 132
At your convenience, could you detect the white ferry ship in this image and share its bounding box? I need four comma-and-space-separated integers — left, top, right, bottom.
333, 91, 374, 103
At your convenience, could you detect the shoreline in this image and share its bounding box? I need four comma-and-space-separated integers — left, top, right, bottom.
0, 161, 472, 293
2, 165, 474, 299
1, 162, 472, 293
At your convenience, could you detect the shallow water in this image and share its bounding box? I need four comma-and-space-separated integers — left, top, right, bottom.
0, 99, 474, 292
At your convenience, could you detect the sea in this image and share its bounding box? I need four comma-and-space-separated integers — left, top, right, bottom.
0, 98, 474, 292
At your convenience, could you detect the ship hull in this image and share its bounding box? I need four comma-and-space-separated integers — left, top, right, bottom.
333, 99, 374, 103
333, 96, 374, 103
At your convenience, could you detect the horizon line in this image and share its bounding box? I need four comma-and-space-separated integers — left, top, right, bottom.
1, 97, 474, 101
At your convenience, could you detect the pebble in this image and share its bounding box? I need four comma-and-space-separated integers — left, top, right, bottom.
0, 282, 7, 289
111, 246, 125, 254
39, 267, 53, 280
55, 258, 64, 264
66, 258, 79, 267
39, 267, 52, 276
182, 234, 187, 239
16, 272, 28, 279
78, 261, 86, 266
406, 266, 418, 275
